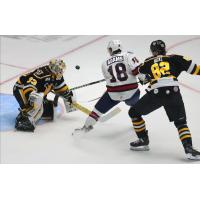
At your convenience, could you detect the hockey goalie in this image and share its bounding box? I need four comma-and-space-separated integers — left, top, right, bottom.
13, 59, 75, 132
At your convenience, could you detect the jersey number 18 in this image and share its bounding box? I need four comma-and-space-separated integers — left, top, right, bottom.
108, 63, 128, 83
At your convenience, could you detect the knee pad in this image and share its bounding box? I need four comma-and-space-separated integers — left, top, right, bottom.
174, 117, 187, 128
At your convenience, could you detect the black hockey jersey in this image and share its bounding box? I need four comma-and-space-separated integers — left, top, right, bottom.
15, 65, 69, 97
139, 54, 200, 90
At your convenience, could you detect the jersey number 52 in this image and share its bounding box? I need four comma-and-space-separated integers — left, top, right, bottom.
108, 63, 128, 83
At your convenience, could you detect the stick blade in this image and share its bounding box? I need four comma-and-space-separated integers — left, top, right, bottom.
99, 107, 121, 122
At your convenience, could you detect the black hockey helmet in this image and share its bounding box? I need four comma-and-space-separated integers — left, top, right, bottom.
150, 40, 166, 56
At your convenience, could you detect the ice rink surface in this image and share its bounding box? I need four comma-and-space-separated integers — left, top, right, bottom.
0, 35, 200, 163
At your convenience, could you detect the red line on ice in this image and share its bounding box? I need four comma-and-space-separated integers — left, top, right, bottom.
167, 36, 200, 51
167, 36, 200, 94
0, 35, 108, 85
0, 62, 28, 70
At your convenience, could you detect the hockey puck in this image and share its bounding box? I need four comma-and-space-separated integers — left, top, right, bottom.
75, 65, 80, 70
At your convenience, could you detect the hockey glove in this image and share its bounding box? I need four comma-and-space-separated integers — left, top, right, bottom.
138, 74, 151, 85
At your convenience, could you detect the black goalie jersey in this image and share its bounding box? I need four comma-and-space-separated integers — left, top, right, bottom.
139, 54, 200, 91
15, 65, 69, 99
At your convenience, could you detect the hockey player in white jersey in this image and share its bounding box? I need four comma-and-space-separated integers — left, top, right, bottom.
74, 40, 141, 133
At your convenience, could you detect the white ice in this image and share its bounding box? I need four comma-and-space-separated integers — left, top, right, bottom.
0, 35, 200, 163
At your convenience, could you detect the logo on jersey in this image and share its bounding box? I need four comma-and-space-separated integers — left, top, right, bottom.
107, 56, 124, 65
154, 57, 163, 63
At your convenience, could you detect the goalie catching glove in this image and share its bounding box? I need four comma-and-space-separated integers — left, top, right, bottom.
59, 90, 77, 113
60, 90, 73, 103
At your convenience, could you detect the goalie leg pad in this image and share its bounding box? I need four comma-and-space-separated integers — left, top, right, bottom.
42, 100, 54, 120
27, 92, 44, 123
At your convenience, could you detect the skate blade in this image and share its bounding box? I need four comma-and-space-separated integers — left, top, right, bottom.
186, 154, 200, 160
130, 145, 150, 151
72, 128, 85, 135
15, 128, 34, 133
72, 127, 92, 135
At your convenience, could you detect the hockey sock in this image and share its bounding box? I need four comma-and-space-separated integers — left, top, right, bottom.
177, 124, 192, 147
89, 111, 100, 121
84, 108, 102, 128
131, 117, 147, 139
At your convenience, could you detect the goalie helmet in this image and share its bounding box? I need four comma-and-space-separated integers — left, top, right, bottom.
150, 40, 166, 56
107, 40, 122, 55
49, 59, 66, 78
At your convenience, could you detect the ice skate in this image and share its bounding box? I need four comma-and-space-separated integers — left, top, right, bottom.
15, 115, 35, 132
130, 137, 150, 151
72, 125, 93, 135
184, 145, 200, 160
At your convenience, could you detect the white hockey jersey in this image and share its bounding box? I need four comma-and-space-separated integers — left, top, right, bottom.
102, 52, 140, 101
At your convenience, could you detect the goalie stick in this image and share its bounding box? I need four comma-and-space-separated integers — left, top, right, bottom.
52, 91, 121, 123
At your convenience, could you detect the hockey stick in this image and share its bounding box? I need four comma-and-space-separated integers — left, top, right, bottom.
53, 79, 105, 106
79, 96, 101, 103
69, 79, 105, 91
54, 78, 144, 105
71, 102, 121, 122
51, 90, 121, 122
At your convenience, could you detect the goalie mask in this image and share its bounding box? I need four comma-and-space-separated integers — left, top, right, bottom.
49, 59, 66, 78
107, 40, 122, 55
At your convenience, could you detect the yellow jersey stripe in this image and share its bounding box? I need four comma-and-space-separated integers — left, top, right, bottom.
22, 107, 33, 113
17, 79, 22, 84
180, 134, 191, 141
19, 89, 28, 104
134, 126, 146, 132
133, 120, 145, 126
193, 65, 200, 75
23, 87, 34, 96
55, 85, 69, 93
178, 127, 189, 134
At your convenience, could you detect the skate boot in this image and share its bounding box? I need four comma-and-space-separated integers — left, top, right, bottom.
184, 144, 200, 160
15, 111, 24, 128
130, 136, 150, 151
72, 125, 93, 135
15, 115, 35, 132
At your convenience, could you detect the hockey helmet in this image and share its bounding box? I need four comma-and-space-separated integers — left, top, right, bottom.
49, 59, 66, 78
107, 40, 122, 55
150, 40, 166, 55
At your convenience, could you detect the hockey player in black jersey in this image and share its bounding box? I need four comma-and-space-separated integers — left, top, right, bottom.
129, 40, 200, 160
13, 59, 73, 132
